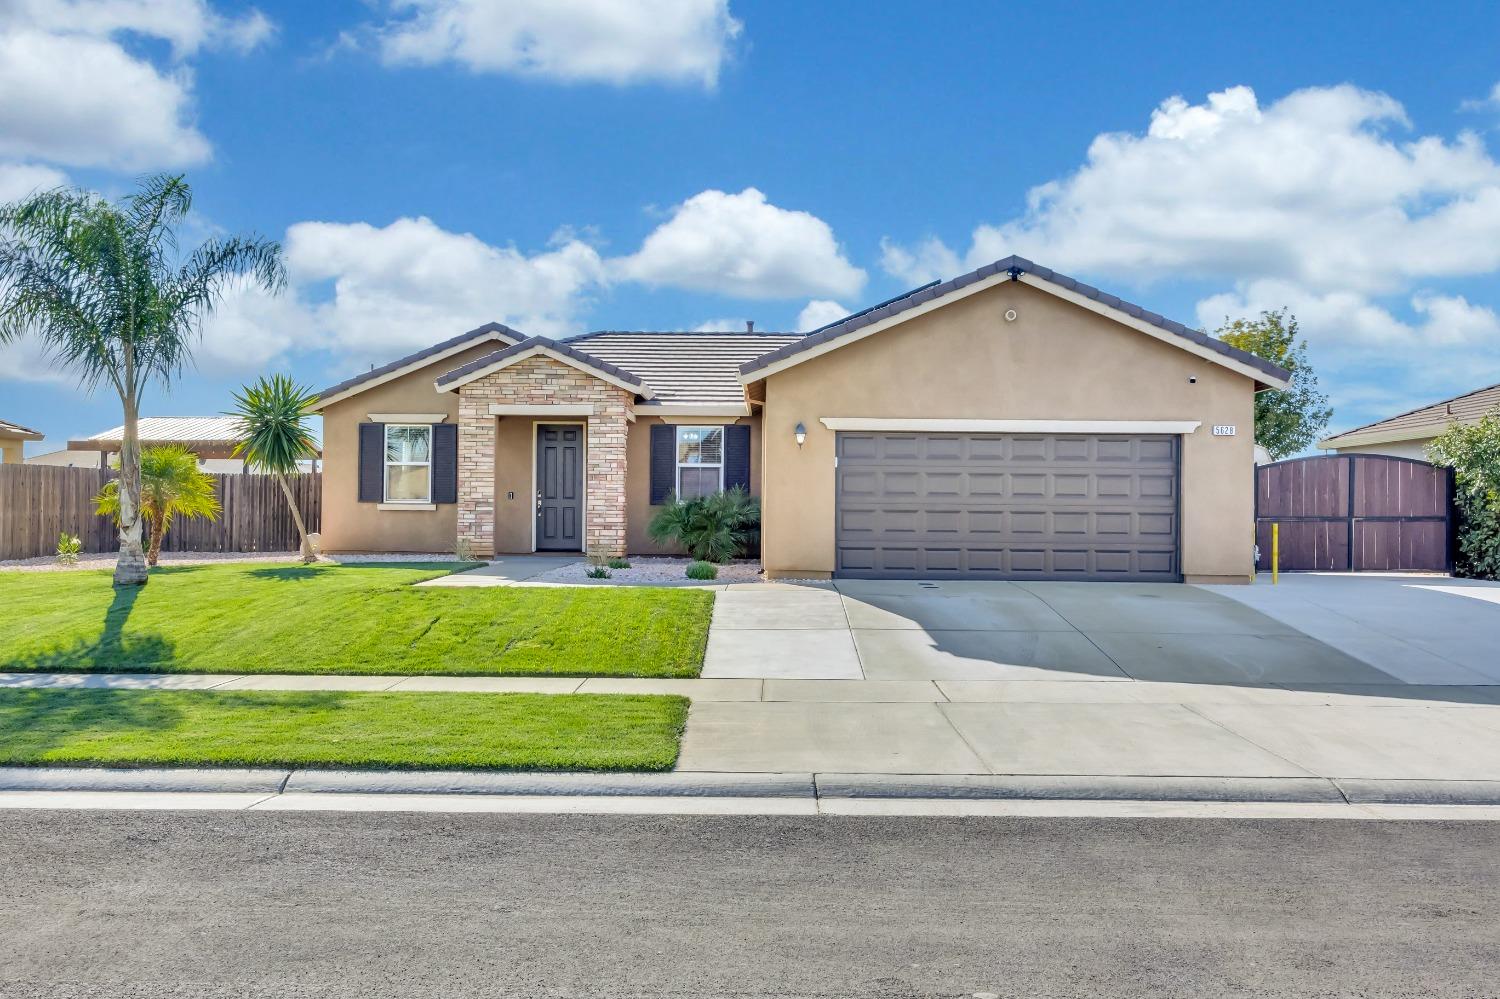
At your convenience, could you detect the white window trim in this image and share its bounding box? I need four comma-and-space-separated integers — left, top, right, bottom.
675, 425, 725, 499
383, 423, 433, 505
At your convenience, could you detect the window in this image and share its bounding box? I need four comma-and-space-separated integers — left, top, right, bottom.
384, 424, 431, 503
675, 426, 723, 500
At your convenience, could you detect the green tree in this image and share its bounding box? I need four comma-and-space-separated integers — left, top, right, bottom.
229, 374, 320, 562
1217, 309, 1332, 460
0, 175, 284, 586
95, 445, 221, 567
1428, 413, 1500, 580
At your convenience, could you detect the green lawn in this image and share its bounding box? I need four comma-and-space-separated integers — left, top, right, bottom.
0, 689, 688, 770
0, 563, 712, 677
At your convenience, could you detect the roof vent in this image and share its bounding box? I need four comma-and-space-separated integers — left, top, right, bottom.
746, 320, 755, 333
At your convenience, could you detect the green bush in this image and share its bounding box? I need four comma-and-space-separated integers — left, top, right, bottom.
685, 561, 717, 580
1428, 413, 1500, 580
647, 486, 759, 563
608, 557, 631, 569
584, 565, 611, 579
55, 533, 82, 566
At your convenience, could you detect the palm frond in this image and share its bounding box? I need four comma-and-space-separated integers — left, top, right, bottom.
228, 374, 320, 476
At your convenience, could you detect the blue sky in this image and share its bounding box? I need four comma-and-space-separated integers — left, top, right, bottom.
4, 0, 1500, 454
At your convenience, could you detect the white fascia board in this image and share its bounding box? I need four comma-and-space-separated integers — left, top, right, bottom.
1016, 273, 1291, 390
489, 404, 595, 416
635, 403, 752, 417
818, 418, 1203, 434
436, 344, 654, 399
1319, 425, 1445, 450
368, 412, 448, 423
309, 330, 516, 412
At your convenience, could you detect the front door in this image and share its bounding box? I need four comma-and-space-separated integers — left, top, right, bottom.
535, 424, 584, 551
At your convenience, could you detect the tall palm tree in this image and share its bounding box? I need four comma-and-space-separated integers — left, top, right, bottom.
95, 445, 221, 566
229, 374, 320, 563
0, 175, 285, 586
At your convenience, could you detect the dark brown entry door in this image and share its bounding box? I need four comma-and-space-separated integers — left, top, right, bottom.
835, 432, 1180, 581
536, 424, 583, 551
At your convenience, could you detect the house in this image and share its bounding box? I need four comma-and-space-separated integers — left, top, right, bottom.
0, 419, 44, 464
28, 417, 320, 473
1319, 382, 1500, 460
310, 255, 1290, 583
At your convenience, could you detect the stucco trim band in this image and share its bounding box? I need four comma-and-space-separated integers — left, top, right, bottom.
489, 404, 596, 416
817, 418, 1203, 434
368, 412, 447, 423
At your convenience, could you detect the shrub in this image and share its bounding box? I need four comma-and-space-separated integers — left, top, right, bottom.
647, 486, 759, 563
453, 536, 478, 562
1428, 413, 1500, 580
55, 533, 81, 566
608, 557, 631, 569
585, 565, 612, 579
685, 560, 717, 580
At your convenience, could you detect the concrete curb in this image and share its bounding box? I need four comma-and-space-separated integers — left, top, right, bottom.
5, 767, 1500, 807
284, 770, 816, 797
0, 766, 289, 794
813, 774, 1349, 803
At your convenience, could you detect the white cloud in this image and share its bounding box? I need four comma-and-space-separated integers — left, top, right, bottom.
0, 335, 77, 385
280, 216, 606, 365
617, 188, 866, 300
0, 1, 271, 171
797, 299, 848, 331
372, 0, 740, 87
886, 84, 1500, 295
878, 236, 961, 286
692, 318, 748, 332
1460, 81, 1500, 113
0, 162, 67, 202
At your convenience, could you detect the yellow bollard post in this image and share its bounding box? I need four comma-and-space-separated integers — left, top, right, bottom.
1271, 522, 1279, 585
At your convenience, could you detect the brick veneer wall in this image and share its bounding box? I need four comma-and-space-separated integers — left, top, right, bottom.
456, 354, 633, 557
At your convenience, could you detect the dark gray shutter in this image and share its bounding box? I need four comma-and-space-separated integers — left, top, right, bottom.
723, 424, 751, 492
649, 424, 675, 504
358, 422, 383, 502
431, 423, 458, 504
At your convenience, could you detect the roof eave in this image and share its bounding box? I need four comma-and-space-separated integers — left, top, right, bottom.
433, 338, 654, 399
308, 323, 525, 413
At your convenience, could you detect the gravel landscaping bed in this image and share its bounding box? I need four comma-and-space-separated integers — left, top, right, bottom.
0, 551, 459, 572
535, 557, 766, 586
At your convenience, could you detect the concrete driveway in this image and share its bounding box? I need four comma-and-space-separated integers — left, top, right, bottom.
705, 577, 1406, 685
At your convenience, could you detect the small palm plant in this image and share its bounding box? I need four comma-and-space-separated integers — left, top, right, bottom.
647, 486, 759, 563
95, 446, 220, 566
229, 374, 320, 563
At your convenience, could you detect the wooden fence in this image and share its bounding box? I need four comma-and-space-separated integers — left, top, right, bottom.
0, 464, 321, 560
1254, 454, 1453, 572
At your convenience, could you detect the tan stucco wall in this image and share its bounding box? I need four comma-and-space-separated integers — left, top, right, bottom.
0, 437, 24, 464
318, 343, 499, 553
1326, 439, 1434, 461
756, 281, 1258, 582
624, 415, 764, 555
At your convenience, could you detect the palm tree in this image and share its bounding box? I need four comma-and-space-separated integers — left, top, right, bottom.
0, 175, 285, 586
95, 446, 221, 566
229, 374, 320, 562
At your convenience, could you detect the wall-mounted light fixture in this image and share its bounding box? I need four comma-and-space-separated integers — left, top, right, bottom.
794, 422, 807, 448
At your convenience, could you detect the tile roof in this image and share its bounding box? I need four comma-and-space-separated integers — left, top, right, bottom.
434, 335, 654, 392
0, 418, 43, 440
315, 321, 525, 405
566, 331, 802, 403
77, 417, 246, 445
738, 255, 1292, 385
1321, 382, 1500, 446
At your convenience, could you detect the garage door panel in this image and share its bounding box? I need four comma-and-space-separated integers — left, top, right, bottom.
836, 432, 1180, 581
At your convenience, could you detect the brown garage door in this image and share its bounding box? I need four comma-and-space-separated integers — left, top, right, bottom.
835, 432, 1180, 581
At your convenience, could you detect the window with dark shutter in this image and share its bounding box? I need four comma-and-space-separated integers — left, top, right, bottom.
357, 422, 383, 502
723, 424, 751, 492
431, 423, 458, 504
649, 424, 674, 504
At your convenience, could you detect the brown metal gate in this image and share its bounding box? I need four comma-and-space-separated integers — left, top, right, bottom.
1254, 455, 1453, 572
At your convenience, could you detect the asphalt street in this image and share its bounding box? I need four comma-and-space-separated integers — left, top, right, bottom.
2, 811, 1498, 998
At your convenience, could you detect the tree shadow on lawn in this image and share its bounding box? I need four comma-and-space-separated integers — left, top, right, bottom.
0, 687, 185, 763
5, 581, 176, 673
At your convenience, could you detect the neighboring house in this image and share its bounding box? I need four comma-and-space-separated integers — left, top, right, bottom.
0, 418, 44, 464
310, 255, 1289, 583
28, 417, 321, 473
1319, 382, 1500, 460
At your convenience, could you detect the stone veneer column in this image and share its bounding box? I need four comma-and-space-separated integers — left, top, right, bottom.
455, 354, 633, 558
